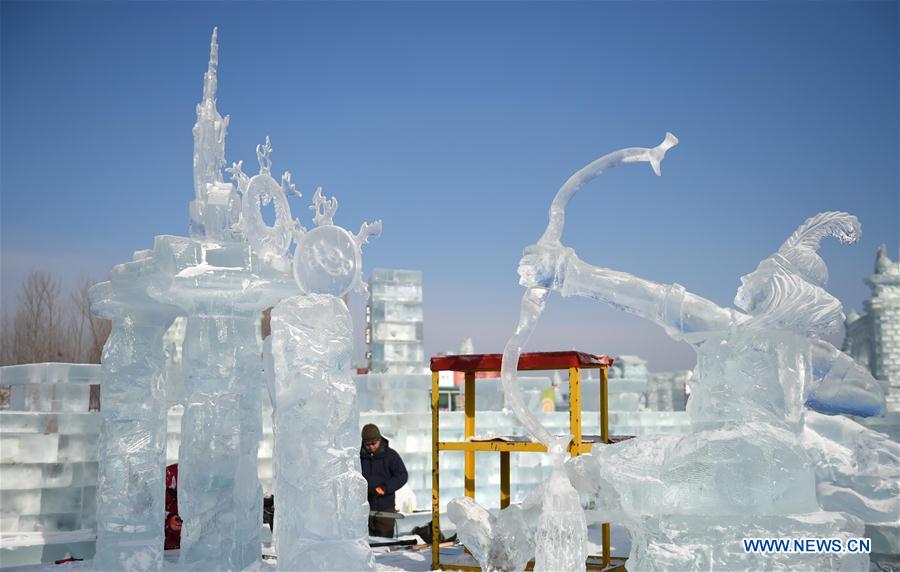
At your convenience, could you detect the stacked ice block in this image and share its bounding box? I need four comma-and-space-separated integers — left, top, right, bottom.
0, 363, 101, 567
0, 362, 692, 567
366, 269, 426, 374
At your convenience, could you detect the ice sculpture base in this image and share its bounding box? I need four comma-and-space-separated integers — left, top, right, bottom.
627, 511, 867, 571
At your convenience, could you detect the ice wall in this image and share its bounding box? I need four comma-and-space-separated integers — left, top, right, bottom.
0, 364, 101, 567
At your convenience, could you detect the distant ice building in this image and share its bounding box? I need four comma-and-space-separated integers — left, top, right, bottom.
645, 370, 690, 412
365, 269, 426, 374
843, 245, 900, 413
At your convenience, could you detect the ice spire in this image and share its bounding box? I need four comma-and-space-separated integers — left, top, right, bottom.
192, 27, 228, 201
190, 27, 238, 240
203, 27, 219, 105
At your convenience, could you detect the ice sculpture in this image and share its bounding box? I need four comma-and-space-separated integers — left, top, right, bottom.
502, 133, 680, 448
448, 480, 540, 572
449, 135, 679, 571
532, 442, 587, 572
89, 256, 181, 571
517, 200, 885, 569
92, 29, 298, 570
268, 187, 381, 570
803, 410, 900, 524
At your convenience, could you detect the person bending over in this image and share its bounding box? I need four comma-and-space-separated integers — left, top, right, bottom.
360, 423, 408, 537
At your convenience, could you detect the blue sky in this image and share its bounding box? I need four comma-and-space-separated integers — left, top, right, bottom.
2, 1, 897, 371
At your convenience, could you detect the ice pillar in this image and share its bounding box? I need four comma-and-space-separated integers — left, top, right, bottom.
270, 294, 374, 570
176, 309, 265, 570
90, 257, 180, 571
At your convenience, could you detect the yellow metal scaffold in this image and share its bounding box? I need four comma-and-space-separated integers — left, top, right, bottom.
429, 351, 629, 571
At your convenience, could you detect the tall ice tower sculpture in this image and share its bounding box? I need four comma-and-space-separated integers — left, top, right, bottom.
91, 28, 298, 571
189, 28, 241, 242
365, 269, 425, 374
844, 245, 900, 412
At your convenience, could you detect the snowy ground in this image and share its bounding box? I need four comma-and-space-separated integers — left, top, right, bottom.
1, 524, 631, 571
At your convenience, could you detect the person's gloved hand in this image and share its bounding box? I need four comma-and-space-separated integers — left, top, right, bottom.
375, 486, 385, 496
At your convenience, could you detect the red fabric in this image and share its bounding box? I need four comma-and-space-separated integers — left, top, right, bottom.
431, 351, 613, 373
164, 464, 181, 550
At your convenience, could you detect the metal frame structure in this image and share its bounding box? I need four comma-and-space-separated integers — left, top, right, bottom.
429, 351, 625, 571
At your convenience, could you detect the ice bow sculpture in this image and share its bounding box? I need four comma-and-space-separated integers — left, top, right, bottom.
449, 133, 679, 571
263, 180, 381, 570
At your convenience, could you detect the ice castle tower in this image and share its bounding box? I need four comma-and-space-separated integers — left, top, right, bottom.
844, 245, 900, 412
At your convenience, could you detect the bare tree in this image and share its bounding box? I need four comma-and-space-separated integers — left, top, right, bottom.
71, 276, 111, 363
0, 271, 110, 366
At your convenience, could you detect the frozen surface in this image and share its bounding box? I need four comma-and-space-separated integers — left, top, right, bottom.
515, 204, 885, 568
803, 410, 900, 524
265, 171, 380, 569
269, 295, 374, 571
449, 134, 888, 570
532, 444, 587, 572
89, 254, 180, 571
0, 365, 102, 566
448, 136, 680, 570
367, 269, 425, 374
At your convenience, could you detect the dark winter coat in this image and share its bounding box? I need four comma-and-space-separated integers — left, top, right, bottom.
360, 437, 408, 512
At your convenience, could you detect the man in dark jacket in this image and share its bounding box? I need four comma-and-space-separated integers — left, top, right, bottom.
360, 423, 408, 537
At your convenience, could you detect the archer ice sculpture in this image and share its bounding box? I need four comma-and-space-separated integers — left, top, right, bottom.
268, 187, 381, 570
451, 134, 886, 571
517, 195, 884, 567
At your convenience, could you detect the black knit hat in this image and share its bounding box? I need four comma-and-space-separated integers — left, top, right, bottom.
361, 424, 381, 443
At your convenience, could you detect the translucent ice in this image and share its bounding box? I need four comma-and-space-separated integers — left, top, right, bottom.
501, 134, 678, 446
516, 202, 885, 568
90, 255, 181, 571
453, 135, 677, 571
804, 410, 900, 524
269, 187, 380, 570
447, 493, 538, 572
89, 28, 300, 571
532, 441, 587, 572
